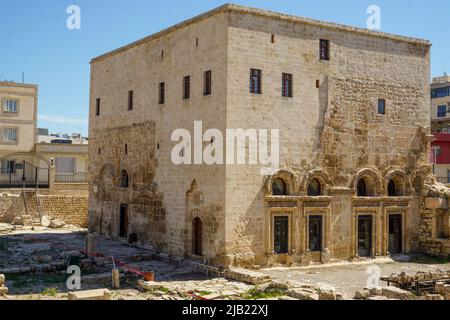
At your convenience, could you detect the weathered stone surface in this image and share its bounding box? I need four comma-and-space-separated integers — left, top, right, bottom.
137, 280, 164, 291
288, 288, 319, 300
40, 216, 51, 228
425, 294, 444, 300
318, 286, 337, 300
424, 197, 448, 210
49, 219, 66, 229
68, 289, 110, 300
0, 274, 4, 287
355, 289, 371, 300
0, 286, 8, 296
381, 286, 414, 300
224, 268, 271, 285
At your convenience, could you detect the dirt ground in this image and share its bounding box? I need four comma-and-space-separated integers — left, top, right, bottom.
1, 225, 449, 300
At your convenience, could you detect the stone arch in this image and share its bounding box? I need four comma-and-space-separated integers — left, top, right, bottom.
385, 169, 412, 196
351, 168, 383, 196
266, 169, 297, 196
301, 169, 331, 196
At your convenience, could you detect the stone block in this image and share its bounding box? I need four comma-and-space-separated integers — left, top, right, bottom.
68, 289, 110, 300
137, 280, 164, 291
382, 286, 414, 300
0, 274, 4, 287
355, 289, 370, 300
224, 268, 271, 285
0, 286, 8, 296
425, 294, 444, 300
424, 197, 448, 210
288, 288, 319, 300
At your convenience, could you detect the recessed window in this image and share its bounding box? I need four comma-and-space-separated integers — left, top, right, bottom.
128, 90, 133, 111
307, 178, 322, 196
282, 73, 293, 98
319, 39, 330, 61
274, 216, 289, 254
203, 70, 212, 96
120, 170, 129, 188
432, 146, 442, 157
271, 34, 275, 44
438, 105, 447, 118
161, 50, 164, 60
272, 178, 287, 196
3, 128, 17, 142
183, 76, 191, 100
250, 69, 262, 94
98, 148, 101, 155
159, 82, 165, 105
125, 144, 128, 155
378, 99, 386, 115
309, 216, 323, 252
95, 98, 101, 116
3, 100, 18, 113
196, 38, 199, 47
431, 86, 450, 99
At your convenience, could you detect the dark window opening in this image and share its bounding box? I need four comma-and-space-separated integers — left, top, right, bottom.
125, 144, 128, 155
378, 99, 386, 115
161, 50, 164, 60
98, 148, 101, 155
183, 76, 191, 100
282, 73, 293, 97
358, 215, 372, 257
272, 178, 287, 196
274, 216, 289, 254
120, 170, 129, 188
196, 38, 199, 47
271, 34, 275, 43
320, 39, 330, 61
250, 69, 262, 94
192, 217, 203, 256
309, 216, 323, 252
119, 204, 128, 238
316, 80, 320, 88
159, 82, 165, 104
388, 180, 396, 197
357, 179, 367, 197
389, 215, 402, 254
308, 178, 322, 196
128, 90, 133, 111
203, 70, 212, 96
438, 105, 447, 118
95, 98, 101, 116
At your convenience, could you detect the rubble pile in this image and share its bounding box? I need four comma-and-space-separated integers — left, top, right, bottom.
384, 270, 450, 285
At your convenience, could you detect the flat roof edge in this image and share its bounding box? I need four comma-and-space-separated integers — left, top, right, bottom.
91, 3, 431, 64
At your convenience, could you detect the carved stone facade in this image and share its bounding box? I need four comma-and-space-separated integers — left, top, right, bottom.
89, 4, 431, 267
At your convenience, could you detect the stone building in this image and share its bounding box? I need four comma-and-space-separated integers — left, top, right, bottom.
88, 4, 431, 267
0, 82, 89, 227
430, 75, 450, 134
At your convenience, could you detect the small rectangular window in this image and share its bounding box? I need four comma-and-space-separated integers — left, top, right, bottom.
128, 90, 133, 111
0, 160, 16, 174
320, 39, 330, 61
378, 99, 386, 115
282, 73, 293, 97
438, 105, 447, 118
250, 69, 262, 94
3, 100, 18, 113
274, 216, 289, 254
95, 98, 101, 116
159, 82, 165, 105
203, 70, 212, 96
309, 215, 323, 252
3, 128, 17, 142
183, 76, 191, 100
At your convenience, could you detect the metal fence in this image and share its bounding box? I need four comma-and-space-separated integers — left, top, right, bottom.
0, 161, 49, 188
55, 172, 87, 183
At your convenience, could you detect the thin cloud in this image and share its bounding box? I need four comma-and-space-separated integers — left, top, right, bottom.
38, 114, 88, 125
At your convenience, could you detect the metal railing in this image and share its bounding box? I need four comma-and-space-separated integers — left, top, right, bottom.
55, 172, 87, 183
0, 161, 49, 188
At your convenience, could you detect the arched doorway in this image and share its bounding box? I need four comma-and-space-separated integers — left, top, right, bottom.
192, 217, 203, 256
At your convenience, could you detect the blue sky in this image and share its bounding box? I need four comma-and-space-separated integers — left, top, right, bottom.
1, 0, 449, 136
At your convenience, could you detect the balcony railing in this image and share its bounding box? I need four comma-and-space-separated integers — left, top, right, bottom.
55, 172, 87, 183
